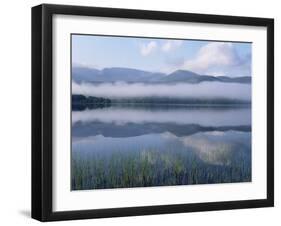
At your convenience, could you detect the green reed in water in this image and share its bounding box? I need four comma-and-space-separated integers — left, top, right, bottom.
71, 146, 251, 190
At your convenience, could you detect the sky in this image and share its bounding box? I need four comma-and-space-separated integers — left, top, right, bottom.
72, 34, 252, 77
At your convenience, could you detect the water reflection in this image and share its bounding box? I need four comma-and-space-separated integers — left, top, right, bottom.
71, 105, 251, 190
72, 105, 251, 126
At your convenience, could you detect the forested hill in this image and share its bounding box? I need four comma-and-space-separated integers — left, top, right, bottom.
72, 94, 251, 109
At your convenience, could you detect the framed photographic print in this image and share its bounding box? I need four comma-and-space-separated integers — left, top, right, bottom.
32, 4, 274, 221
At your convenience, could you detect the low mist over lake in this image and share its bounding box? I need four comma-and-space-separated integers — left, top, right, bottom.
72, 81, 251, 101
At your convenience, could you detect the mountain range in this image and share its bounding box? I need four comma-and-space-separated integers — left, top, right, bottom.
72, 67, 251, 84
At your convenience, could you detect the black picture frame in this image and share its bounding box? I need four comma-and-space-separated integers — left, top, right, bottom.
32, 3, 274, 222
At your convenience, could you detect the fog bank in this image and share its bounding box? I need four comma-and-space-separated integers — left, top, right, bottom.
72, 81, 251, 100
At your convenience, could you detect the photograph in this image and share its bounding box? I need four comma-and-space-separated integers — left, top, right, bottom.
71, 34, 252, 190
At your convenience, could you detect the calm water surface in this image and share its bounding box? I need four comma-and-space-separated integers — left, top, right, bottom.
71, 105, 251, 190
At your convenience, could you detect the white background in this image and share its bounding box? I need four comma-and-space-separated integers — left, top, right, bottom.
53, 15, 267, 211
0, 0, 279, 225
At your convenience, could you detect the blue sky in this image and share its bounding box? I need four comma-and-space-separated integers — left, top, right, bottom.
72, 34, 252, 77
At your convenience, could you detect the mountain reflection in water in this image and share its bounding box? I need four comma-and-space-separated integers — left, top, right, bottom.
71, 105, 251, 190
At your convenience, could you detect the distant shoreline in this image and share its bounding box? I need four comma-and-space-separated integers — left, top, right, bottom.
72, 102, 251, 107
72, 96, 251, 111
72, 94, 251, 107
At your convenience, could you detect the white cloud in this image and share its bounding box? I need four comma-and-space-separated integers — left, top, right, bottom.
182, 42, 242, 76
162, 40, 183, 52
140, 41, 157, 56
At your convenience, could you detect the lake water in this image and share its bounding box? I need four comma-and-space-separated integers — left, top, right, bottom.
71, 105, 251, 190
